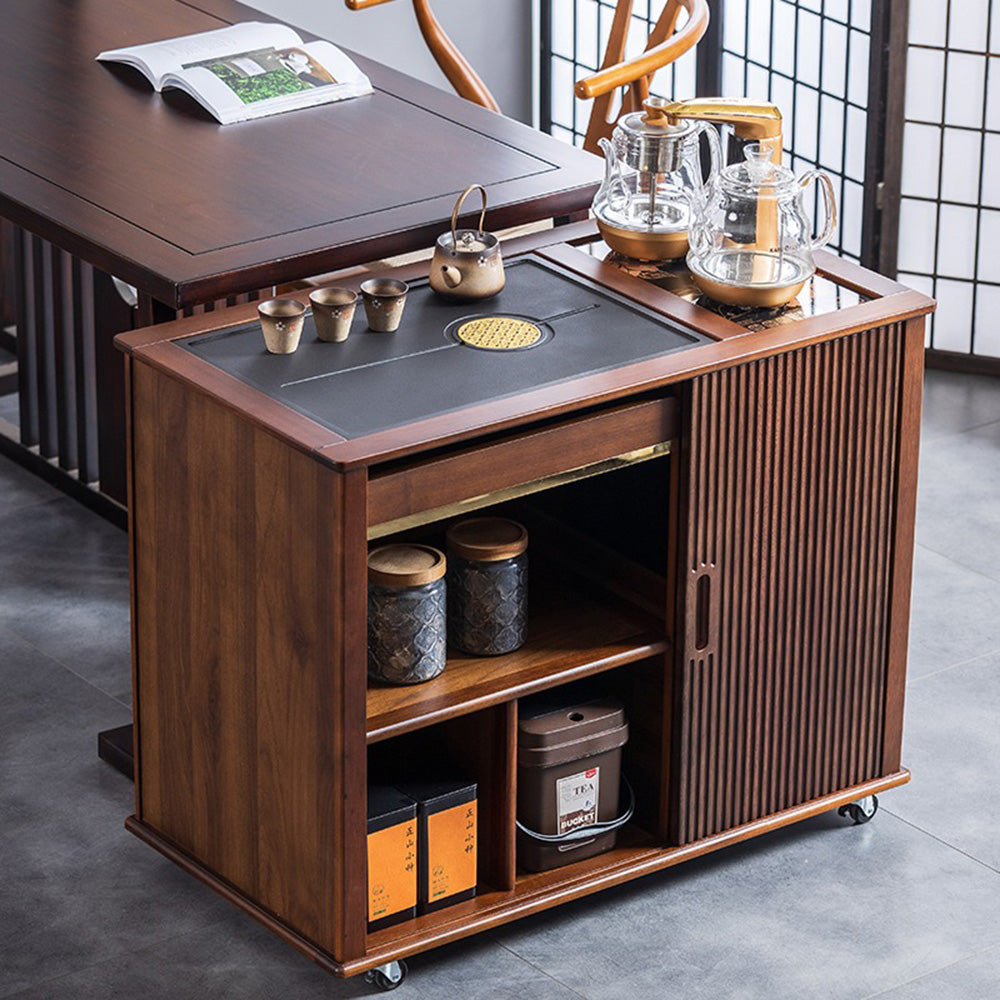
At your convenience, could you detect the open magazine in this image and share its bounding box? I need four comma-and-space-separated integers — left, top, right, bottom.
97, 21, 373, 124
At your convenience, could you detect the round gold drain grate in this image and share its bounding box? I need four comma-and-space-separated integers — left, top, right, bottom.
455, 316, 543, 350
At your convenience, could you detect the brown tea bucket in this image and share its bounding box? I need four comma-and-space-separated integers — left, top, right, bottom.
516, 697, 631, 873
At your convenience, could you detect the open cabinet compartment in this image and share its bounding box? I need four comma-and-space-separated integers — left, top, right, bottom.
364, 403, 680, 951
365, 654, 674, 953
365, 400, 679, 745
513, 656, 673, 874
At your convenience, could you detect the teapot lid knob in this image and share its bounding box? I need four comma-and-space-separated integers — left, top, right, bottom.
745, 136, 781, 162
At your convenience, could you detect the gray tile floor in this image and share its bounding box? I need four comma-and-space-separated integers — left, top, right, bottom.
1, 368, 999, 999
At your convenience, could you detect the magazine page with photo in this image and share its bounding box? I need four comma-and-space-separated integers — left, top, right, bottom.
97, 21, 373, 124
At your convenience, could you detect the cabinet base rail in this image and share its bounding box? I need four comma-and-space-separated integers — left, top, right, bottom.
125, 768, 909, 979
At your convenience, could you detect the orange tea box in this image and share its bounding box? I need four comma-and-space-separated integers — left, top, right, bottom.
367, 786, 418, 931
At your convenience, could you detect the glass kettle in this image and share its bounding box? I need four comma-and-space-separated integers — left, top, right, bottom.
593, 96, 722, 261
686, 137, 837, 307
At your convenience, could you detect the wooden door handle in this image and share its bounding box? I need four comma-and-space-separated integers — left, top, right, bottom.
694, 572, 711, 651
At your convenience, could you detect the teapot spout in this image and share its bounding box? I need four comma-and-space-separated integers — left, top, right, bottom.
441, 264, 463, 288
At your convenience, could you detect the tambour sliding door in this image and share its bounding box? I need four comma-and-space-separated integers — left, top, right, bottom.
671, 326, 918, 846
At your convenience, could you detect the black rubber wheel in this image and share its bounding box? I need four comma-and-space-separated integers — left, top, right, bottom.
369, 961, 407, 992
838, 795, 878, 825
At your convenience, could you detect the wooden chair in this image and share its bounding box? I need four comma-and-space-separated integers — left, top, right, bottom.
575, 0, 710, 154
345, 0, 501, 112
345, 1, 708, 155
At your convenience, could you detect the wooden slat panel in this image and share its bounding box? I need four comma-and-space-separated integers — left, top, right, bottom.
51, 244, 77, 470
35, 234, 58, 458
93, 269, 136, 502
672, 325, 910, 845
14, 227, 39, 447
72, 258, 100, 484
0, 219, 15, 332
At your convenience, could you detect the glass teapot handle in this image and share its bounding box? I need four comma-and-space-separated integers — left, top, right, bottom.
597, 136, 631, 210
688, 215, 712, 255
799, 169, 837, 251
696, 121, 723, 193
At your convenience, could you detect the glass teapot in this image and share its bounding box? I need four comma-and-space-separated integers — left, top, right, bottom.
686, 137, 837, 307
593, 96, 722, 261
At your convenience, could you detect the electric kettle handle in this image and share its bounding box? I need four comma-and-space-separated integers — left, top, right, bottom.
800, 169, 838, 251
452, 183, 489, 241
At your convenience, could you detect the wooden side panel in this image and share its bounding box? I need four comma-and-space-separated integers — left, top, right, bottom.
881, 318, 925, 771
672, 325, 911, 845
131, 360, 367, 960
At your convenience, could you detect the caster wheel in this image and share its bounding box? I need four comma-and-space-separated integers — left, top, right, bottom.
365, 960, 407, 992
839, 794, 878, 825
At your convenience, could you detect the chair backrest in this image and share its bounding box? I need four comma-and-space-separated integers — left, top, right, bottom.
575, 0, 710, 154
345, 0, 500, 112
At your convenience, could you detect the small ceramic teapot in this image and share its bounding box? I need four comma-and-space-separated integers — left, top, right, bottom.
430, 184, 505, 300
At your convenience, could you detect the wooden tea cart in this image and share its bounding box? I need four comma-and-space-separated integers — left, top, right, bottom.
116, 222, 933, 988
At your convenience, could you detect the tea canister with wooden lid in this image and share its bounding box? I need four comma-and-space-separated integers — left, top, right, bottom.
368, 544, 447, 685
446, 518, 528, 656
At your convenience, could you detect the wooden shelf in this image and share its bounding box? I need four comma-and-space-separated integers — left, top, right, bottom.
366, 573, 668, 743
366, 823, 659, 952
358, 770, 913, 974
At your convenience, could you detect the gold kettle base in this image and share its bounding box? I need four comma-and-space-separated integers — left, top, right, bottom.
595, 219, 689, 262
689, 272, 806, 308
687, 250, 813, 308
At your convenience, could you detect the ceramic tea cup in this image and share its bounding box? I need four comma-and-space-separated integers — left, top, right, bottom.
258, 298, 307, 354
309, 286, 358, 343
360, 278, 408, 333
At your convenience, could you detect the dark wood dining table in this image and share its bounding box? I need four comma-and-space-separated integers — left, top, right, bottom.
0, 0, 601, 509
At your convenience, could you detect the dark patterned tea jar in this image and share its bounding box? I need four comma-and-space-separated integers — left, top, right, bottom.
368, 544, 447, 685
446, 518, 528, 656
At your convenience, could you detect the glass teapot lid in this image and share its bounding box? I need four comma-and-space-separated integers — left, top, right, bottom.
719, 138, 798, 197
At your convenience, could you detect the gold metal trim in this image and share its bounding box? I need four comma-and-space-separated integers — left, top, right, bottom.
368, 440, 673, 539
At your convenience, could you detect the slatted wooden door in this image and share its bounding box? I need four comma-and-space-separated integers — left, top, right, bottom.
671, 325, 921, 846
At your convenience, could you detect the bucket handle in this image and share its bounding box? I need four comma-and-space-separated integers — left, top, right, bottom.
451, 183, 488, 242
515, 777, 635, 844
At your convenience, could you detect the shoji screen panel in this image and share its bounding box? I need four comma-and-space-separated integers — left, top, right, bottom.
720, 0, 874, 262
898, 0, 1000, 360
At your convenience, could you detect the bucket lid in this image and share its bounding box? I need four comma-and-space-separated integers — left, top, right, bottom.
368, 544, 446, 587
446, 517, 528, 562
518, 699, 628, 767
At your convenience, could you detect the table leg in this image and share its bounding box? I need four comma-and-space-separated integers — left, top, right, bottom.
91, 270, 135, 503
97, 725, 134, 780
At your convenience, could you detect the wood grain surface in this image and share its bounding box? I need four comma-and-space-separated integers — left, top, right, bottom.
368, 398, 677, 527
130, 360, 367, 958
122, 238, 932, 977
672, 322, 918, 844
0, 0, 601, 306
367, 568, 669, 742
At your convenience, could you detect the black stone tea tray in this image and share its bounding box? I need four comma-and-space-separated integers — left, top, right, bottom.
181, 255, 708, 439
